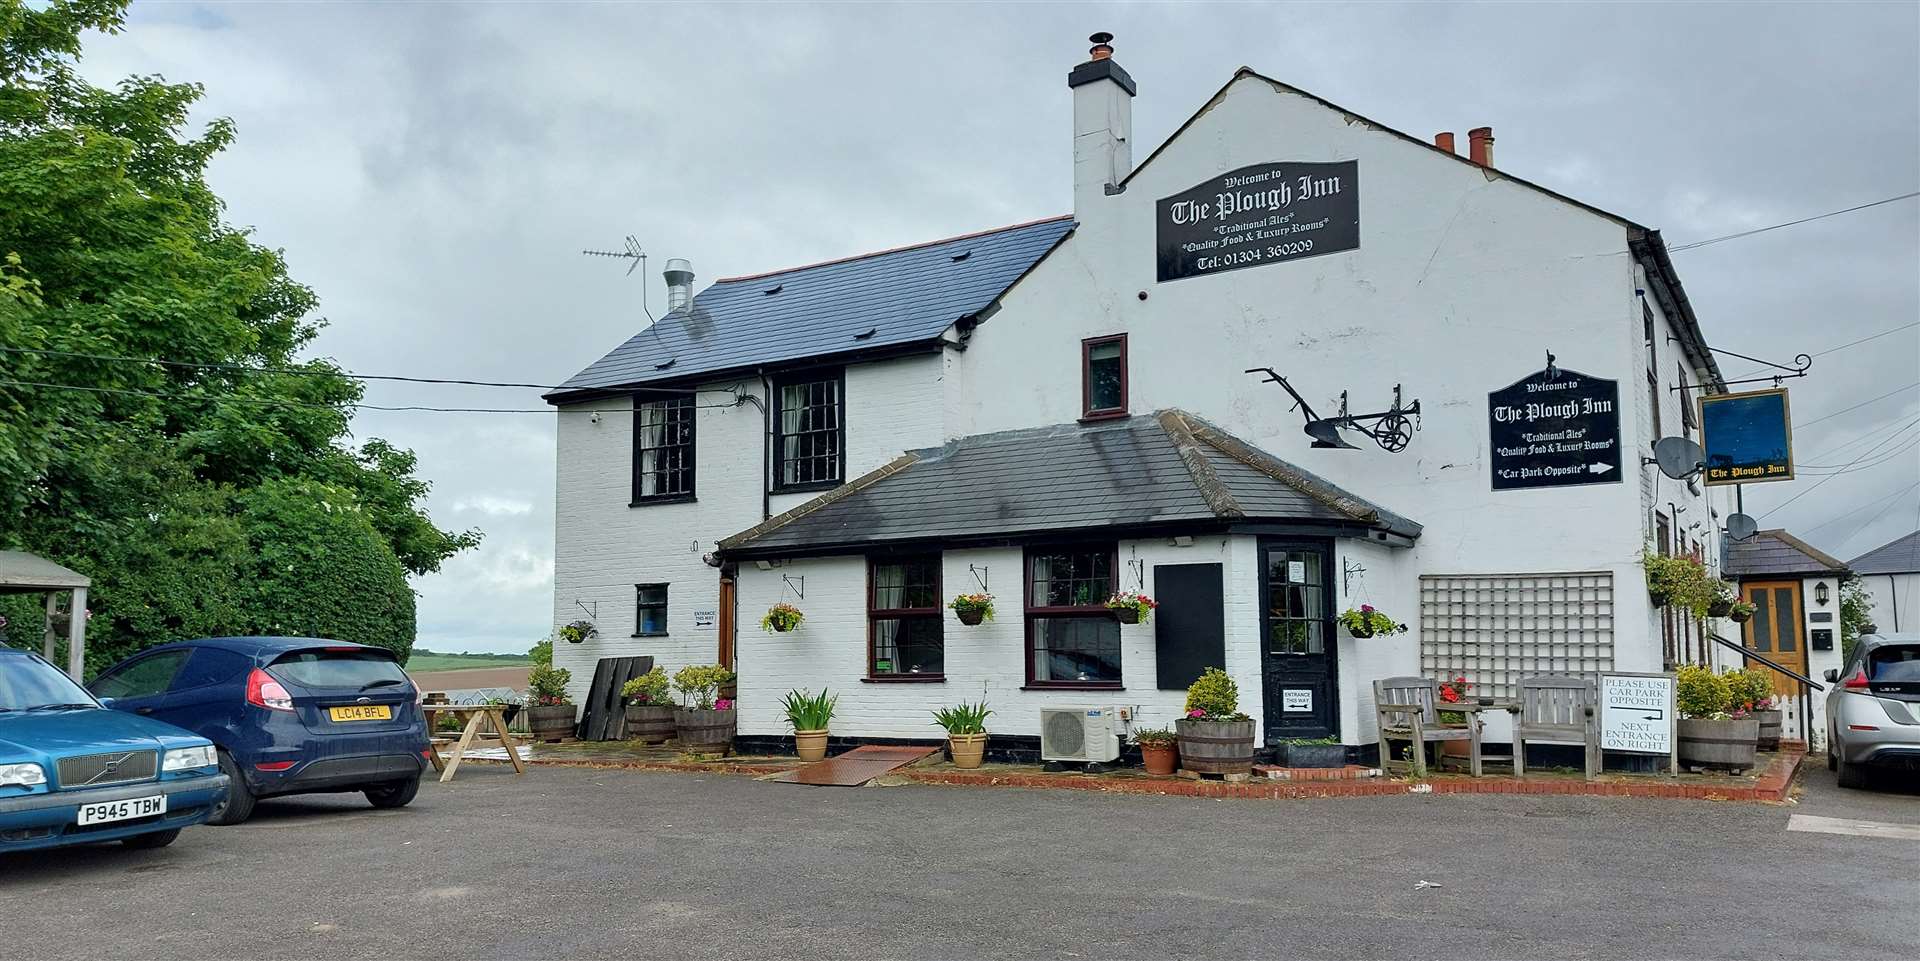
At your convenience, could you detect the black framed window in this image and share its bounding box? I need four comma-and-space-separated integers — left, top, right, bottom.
636, 584, 668, 636
1025, 545, 1121, 687
1082, 334, 1128, 419
1265, 548, 1326, 655
773, 370, 844, 492
868, 556, 943, 678
633, 394, 695, 503
1678, 362, 1696, 432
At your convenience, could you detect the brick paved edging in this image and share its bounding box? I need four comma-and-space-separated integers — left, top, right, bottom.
899, 751, 1806, 804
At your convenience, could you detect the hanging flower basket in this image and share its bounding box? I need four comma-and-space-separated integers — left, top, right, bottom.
1728, 600, 1756, 624
948, 593, 995, 626
1106, 591, 1157, 625
558, 619, 598, 644
761, 603, 804, 634
1338, 605, 1407, 639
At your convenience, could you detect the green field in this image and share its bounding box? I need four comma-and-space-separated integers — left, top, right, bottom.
406, 653, 533, 673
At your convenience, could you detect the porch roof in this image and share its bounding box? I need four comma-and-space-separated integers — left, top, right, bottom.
1723, 529, 1850, 580
716, 410, 1421, 558
0, 550, 90, 595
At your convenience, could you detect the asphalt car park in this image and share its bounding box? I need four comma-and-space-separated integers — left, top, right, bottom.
2, 762, 1915, 961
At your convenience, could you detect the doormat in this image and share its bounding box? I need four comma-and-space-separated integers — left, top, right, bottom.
769, 745, 938, 786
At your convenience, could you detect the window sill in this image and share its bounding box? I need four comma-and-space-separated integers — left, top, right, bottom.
1021, 683, 1125, 691
1078, 410, 1129, 424
630, 494, 697, 508
861, 674, 947, 684
630, 632, 669, 638
771, 480, 842, 496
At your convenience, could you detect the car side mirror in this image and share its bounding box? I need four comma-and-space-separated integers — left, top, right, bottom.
1822, 669, 1838, 684
96, 696, 117, 709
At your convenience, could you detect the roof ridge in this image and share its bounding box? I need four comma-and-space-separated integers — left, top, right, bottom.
713, 215, 1073, 284
1177, 412, 1379, 525
716, 452, 920, 552
1756, 529, 1851, 572
1157, 410, 1246, 520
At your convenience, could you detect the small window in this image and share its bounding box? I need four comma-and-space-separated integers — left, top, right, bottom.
773, 370, 844, 492
91, 651, 190, 700
1678, 363, 1696, 431
633, 394, 695, 503
1647, 371, 1663, 441
1025, 545, 1121, 687
868, 556, 942, 678
1082, 334, 1128, 419
636, 584, 668, 636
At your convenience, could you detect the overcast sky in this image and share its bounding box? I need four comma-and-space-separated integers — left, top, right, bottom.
82, 2, 1918, 654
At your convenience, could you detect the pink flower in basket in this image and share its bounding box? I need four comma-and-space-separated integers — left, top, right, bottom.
714, 698, 735, 711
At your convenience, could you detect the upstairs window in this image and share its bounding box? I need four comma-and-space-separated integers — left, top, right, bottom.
1025, 545, 1121, 688
1082, 334, 1128, 420
773, 369, 844, 492
868, 556, 943, 678
633, 394, 695, 503
1678, 362, 1697, 432
635, 584, 668, 636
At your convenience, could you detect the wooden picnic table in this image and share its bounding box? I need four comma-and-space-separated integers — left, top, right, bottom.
422, 703, 526, 782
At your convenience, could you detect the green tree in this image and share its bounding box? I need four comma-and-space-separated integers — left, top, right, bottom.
0, 2, 477, 667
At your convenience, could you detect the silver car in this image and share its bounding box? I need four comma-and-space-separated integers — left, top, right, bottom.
1824, 633, 1920, 789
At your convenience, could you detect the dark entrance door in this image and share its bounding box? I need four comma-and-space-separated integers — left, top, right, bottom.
1260, 540, 1338, 743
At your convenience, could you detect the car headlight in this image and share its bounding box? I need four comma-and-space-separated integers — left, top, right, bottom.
0, 762, 47, 787
161, 746, 218, 772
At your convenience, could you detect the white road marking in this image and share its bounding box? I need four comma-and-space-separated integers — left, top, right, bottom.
1787, 813, 1920, 841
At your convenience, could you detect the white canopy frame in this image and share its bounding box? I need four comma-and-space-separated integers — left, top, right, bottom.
0, 551, 92, 680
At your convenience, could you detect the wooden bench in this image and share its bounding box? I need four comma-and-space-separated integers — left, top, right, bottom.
1374, 676, 1483, 778
1506, 675, 1601, 780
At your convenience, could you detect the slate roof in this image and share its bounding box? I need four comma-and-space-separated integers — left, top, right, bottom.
716, 410, 1421, 558
544, 216, 1075, 402
1723, 529, 1850, 579
1850, 531, 1920, 575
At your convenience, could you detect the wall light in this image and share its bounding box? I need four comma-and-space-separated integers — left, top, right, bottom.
1814, 581, 1830, 607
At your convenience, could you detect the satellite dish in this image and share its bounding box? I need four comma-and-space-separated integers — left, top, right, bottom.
1726, 513, 1759, 541
1304, 419, 1360, 450
1652, 436, 1705, 480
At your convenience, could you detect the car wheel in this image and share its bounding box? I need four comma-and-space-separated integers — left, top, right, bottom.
122, 828, 181, 849
364, 776, 421, 810
1835, 753, 1868, 790
207, 750, 257, 826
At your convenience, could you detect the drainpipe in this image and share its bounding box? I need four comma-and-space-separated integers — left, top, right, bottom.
1889, 574, 1901, 632
757, 370, 774, 522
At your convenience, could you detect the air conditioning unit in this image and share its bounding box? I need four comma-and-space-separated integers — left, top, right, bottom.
1039, 706, 1121, 763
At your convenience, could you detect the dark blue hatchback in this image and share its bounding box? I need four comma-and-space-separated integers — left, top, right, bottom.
90, 638, 430, 824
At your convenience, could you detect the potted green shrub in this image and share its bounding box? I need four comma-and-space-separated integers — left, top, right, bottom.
932, 698, 992, 769
948, 592, 995, 626
1675, 664, 1759, 772
1175, 668, 1255, 776
1133, 727, 1179, 776
620, 666, 675, 744
781, 688, 838, 761
1277, 736, 1345, 769
1337, 604, 1409, 639
524, 664, 576, 740
1726, 667, 1782, 750
760, 602, 804, 633
1105, 590, 1158, 625
672, 664, 739, 755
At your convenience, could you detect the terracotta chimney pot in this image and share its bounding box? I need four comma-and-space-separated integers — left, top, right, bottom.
1468, 126, 1495, 167
1434, 132, 1456, 155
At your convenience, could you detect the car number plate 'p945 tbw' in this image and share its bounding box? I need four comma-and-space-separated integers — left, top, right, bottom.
77, 795, 166, 826
328, 705, 392, 722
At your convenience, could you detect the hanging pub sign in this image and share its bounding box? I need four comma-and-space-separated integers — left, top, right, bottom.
1488, 365, 1622, 491
1155, 161, 1359, 282
1699, 388, 1794, 486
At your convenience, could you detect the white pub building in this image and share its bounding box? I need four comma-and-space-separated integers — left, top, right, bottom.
545, 35, 1745, 761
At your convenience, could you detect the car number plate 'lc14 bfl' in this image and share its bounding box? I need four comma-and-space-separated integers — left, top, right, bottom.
77, 795, 166, 826
329, 705, 392, 722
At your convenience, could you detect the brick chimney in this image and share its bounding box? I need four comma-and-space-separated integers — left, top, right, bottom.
1067, 32, 1135, 215
1468, 126, 1495, 167
1434, 132, 1456, 155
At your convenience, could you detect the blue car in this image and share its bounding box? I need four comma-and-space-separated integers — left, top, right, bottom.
90, 637, 431, 825
0, 647, 228, 853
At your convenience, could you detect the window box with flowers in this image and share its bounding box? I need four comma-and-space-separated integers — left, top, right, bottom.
1337, 605, 1408, 639
1105, 590, 1157, 625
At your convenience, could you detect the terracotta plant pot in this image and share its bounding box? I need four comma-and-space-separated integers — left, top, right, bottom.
525, 703, 577, 741
1175, 717, 1255, 775
947, 732, 989, 769
793, 729, 830, 762
675, 707, 737, 756
623, 704, 675, 744
1112, 607, 1141, 625
956, 608, 985, 626
1140, 742, 1179, 776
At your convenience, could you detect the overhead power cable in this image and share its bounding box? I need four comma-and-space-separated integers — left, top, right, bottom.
0, 345, 569, 391
0, 378, 745, 415
1796, 416, 1920, 465
1794, 382, 1920, 430
1665, 191, 1919, 253
1759, 422, 1919, 520
1797, 479, 1920, 538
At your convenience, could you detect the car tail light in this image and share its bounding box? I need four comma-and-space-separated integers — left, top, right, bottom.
1842, 669, 1871, 690
254, 760, 297, 772
246, 668, 295, 712
1847, 724, 1881, 732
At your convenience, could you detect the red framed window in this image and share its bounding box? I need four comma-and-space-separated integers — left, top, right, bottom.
1024, 544, 1121, 688
1081, 334, 1128, 420
868, 555, 943, 679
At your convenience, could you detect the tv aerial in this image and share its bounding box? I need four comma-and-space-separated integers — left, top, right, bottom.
1245, 368, 1422, 452
583, 235, 653, 321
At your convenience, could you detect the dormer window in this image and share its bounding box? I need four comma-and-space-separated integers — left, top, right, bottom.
1082, 334, 1128, 420
773, 369, 844, 493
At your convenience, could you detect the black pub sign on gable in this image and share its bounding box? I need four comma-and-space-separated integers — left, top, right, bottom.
1155, 161, 1360, 283
1488, 365, 1623, 491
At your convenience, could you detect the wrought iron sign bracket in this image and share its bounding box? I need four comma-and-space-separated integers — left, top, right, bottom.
1667, 338, 1811, 391
968, 564, 989, 593
781, 574, 805, 601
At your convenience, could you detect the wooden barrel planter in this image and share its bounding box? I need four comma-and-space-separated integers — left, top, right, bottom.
1677, 716, 1760, 772
675, 708, 737, 755
1175, 718, 1255, 775
624, 704, 675, 744
525, 704, 577, 741
1753, 709, 1784, 751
